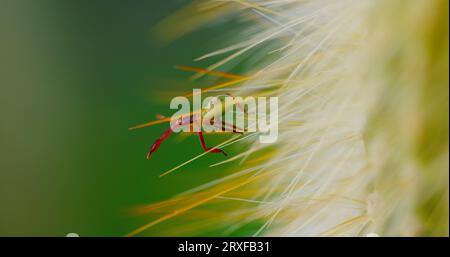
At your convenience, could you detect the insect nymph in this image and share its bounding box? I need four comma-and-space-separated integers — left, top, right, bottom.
146, 93, 246, 160
129, 66, 254, 161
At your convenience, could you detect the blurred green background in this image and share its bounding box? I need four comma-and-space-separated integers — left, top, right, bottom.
0, 0, 239, 236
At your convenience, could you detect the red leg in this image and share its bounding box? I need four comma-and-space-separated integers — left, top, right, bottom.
198, 131, 227, 156
147, 128, 173, 160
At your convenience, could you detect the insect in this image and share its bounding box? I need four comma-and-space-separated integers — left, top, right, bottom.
146, 94, 246, 160
129, 65, 253, 161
